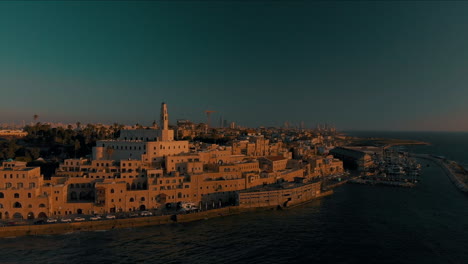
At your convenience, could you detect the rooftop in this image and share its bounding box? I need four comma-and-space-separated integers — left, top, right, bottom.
240, 179, 321, 193
0, 167, 37, 171
264, 155, 287, 161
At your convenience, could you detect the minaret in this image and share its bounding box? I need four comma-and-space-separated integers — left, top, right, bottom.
160, 102, 169, 130
159, 102, 173, 141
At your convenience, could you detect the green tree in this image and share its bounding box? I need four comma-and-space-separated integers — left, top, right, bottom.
74, 139, 81, 158
28, 147, 40, 160
6, 140, 19, 159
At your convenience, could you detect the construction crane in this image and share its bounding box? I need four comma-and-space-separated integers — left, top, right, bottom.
205, 110, 217, 129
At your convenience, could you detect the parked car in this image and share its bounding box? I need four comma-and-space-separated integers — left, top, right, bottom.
46, 218, 58, 223
105, 214, 116, 219
74, 217, 85, 222
90, 215, 102, 221
61, 218, 72, 223
179, 202, 199, 212
34, 219, 46, 225
140, 211, 153, 216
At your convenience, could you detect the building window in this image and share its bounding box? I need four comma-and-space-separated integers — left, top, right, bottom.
14, 193, 19, 198
28, 193, 31, 198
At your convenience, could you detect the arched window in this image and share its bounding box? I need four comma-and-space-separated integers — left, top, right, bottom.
28, 193, 32, 198
13, 212, 23, 219
14, 193, 19, 198
17, 183, 23, 188
39, 204, 46, 208
0, 192, 3, 198
140, 197, 145, 201
5, 183, 12, 188
130, 198, 134, 202
28, 204, 33, 208
0, 203, 3, 208
110, 189, 115, 194
178, 192, 182, 199
71, 192, 77, 200
13, 202, 22, 208
126, 183, 130, 190
137, 183, 141, 190
70, 184, 74, 188
38, 212, 47, 219
29, 183, 36, 188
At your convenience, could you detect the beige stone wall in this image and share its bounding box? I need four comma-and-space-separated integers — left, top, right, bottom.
144, 141, 189, 163
238, 181, 322, 208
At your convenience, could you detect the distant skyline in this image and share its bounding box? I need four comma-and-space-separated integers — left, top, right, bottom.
1, 1, 468, 131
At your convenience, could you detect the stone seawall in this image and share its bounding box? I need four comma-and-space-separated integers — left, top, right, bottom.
0, 214, 174, 238
286, 190, 333, 209
0, 191, 334, 238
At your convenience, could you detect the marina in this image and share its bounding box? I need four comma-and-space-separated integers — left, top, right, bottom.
348, 148, 422, 187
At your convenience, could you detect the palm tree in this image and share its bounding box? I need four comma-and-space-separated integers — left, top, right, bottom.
31, 114, 39, 137
74, 139, 81, 158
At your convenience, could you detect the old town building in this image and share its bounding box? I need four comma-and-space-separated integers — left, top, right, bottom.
0, 103, 344, 220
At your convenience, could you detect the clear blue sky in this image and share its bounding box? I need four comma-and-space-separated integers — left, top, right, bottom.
1, 1, 468, 131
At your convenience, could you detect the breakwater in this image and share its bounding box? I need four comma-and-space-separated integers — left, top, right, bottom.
411, 153, 468, 193
0, 191, 333, 238
348, 178, 415, 187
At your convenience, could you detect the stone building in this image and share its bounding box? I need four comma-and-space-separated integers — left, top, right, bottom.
0, 161, 47, 220
329, 147, 374, 171
0, 103, 342, 220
